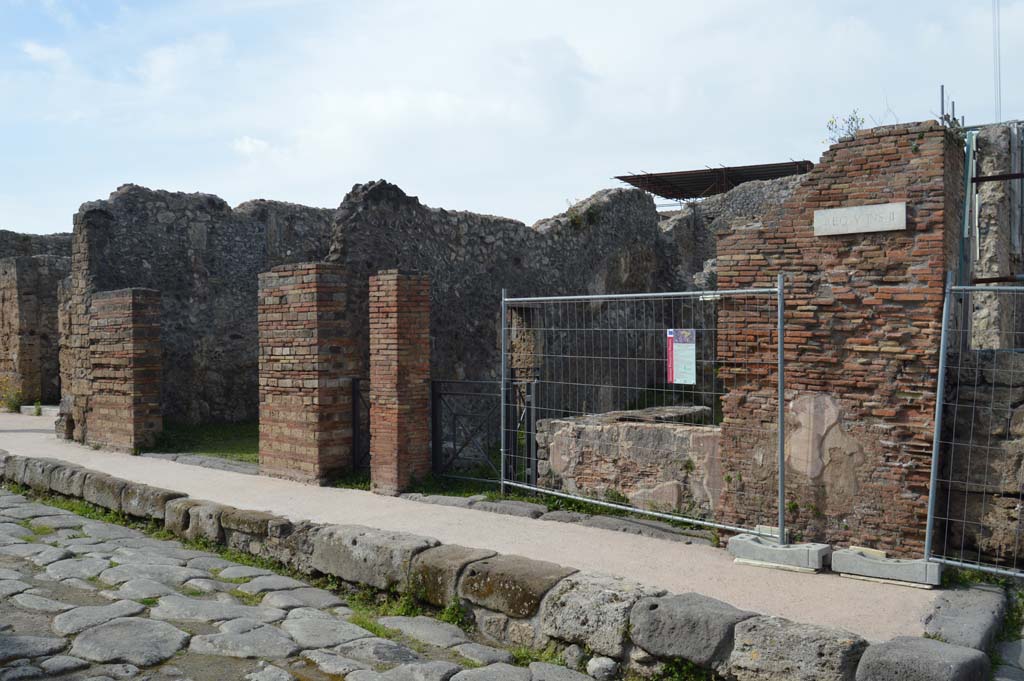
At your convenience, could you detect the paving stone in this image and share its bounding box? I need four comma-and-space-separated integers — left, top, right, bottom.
103, 579, 176, 600
0, 544, 51, 560
996, 640, 1024, 670
0, 536, 26, 547
82, 474, 127, 513
529, 662, 591, 681
286, 607, 334, 620
92, 663, 140, 679
11, 593, 74, 613
80, 523, 144, 540
380, 661, 463, 680
279, 615, 373, 648
995, 666, 1024, 681
53, 600, 147, 635
855, 636, 989, 681
334, 637, 422, 666
27, 546, 72, 566
120, 484, 185, 521
450, 663, 531, 681
187, 556, 235, 571
150, 594, 287, 623
46, 557, 111, 580
0, 579, 31, 597
61, 578, 98, 591
217, 565, 273, 580
182, 578, 233, 593
71, 617, 190, 666
39, 656, 90, 674
300, 650, 368, 676
378, 616, 468, 648
0, 664, 42, 680
29, 515, 87, 530
310, 525, 439, 592
0, 524, 34, 539
452, 642, 512, 665
110, 548, 185, 566
540, 571, 663, 658
261, 587, 344, 610
410, 545, 497, 607
585, 657, 618, 681
245, 663, 295, 681
923, 585, 1007, 651
235, 574, 307, 595
458, 554, 576, 618
0, 568, 24, 579
98, 564, 209, 587
629, 593, 756, 668
189, 621, 299, 659
726, 615, 867, 681
0, 635, 68, 663
2, 504, 71, 520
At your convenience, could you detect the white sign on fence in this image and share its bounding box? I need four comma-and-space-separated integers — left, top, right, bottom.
666, 329, 696, 385
813, 202, 906, 236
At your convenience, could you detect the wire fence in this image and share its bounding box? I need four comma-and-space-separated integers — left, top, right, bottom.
928, 283, 1024, 577
500, 281, 786, 536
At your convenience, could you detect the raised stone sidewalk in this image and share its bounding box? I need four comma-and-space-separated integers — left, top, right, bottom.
0, 451, 1005, 681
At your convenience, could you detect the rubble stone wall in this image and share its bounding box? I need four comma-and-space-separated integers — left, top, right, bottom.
0, 255, 70, 404
715, 121, 963, 556
0, 229, 71, 259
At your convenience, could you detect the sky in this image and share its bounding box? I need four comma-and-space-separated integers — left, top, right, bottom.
1, 0, 1022, 234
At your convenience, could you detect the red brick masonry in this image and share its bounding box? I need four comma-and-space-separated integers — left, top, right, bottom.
86, 288, 162, 452
258, 263, 355, 484
369, 270, 431, 495
716, 122, 964, 556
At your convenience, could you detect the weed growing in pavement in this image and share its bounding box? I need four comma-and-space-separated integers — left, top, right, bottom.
510, 643, 562, 667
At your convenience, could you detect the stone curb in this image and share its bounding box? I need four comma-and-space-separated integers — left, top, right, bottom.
0, 452, 992, 680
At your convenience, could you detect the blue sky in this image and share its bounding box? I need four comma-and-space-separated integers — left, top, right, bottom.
1, 0, 1022, 234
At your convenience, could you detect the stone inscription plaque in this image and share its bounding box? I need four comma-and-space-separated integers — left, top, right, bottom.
813, 202, 906, 236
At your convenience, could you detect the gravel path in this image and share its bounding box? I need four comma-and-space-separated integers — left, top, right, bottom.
0, 488, 588, 681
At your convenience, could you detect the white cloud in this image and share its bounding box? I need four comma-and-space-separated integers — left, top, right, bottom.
233, 136, 270, 155
20, 41, 70, 67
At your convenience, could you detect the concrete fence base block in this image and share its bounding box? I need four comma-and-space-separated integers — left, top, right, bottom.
727, 534, 831, 571
831, 549, 941, 586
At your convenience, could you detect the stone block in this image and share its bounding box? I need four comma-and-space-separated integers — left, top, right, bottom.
410, 545, 496, 607
629, 593, 756, 668
727, 534, 831, 570
120, 483, 185, 521
3, 455, 27, 484
923, 584, 1007, 651
311, 525, 439, 591
164, 498, 203, 537
22, 458, 59, 492
82, 472, 126, 512
458, 554, 577, 619
831, 549, 941, 586
539, 571, 664, 658
469, 500, 547, 519
855, 637, 989, 681
726, 615, 867, 681
220, 508, 275, 536
48, 465, 87, 498
995, 639, 1024, 671
185, 502, 228, 543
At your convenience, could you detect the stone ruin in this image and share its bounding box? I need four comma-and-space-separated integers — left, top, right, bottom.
1, 120, 1021, 561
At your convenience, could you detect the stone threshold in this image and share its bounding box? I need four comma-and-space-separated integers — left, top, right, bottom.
0, 450, 1001, 681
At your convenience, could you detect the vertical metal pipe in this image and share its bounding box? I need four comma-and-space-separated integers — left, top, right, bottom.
526, 380, 537, 486
500, 289, 508, 496
777, 273, 787, 546
924, 274, 954, 560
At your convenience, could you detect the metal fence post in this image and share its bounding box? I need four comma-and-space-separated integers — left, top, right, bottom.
430, 380, 442, 475
777, 273, 787, 546
924, 273, 954, 561
526, 380, 537, 486
499, 289, 508, 496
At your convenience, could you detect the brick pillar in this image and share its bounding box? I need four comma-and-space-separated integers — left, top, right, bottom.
258, 263, 355, 484
86, 288, 162, 452
369, 270, 431, 495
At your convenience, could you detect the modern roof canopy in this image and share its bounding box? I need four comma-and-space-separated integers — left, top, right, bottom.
615, 160, 813, 201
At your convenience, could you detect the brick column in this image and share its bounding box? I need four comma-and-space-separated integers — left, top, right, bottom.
369, 270, 431, 495
86, 288, 162, 452
258, 263, 355, 484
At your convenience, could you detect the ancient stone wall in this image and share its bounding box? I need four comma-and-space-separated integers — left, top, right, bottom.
257, 263, 356, 484
59, 185, 336, 440
0, 229, 71, 260
0, 255, 70, 404
715, 121, 962, 556
85, 288, 162, 452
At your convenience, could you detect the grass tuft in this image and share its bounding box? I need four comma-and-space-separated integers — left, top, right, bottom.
147, 421, 258, 463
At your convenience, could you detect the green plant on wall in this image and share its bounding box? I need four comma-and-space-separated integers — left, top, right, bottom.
824, 110, 865, 144
0, 376, 22, 413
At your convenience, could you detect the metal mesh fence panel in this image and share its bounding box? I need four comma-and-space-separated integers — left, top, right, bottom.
500, 284, 784, 535
929, 284, 1024, 576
